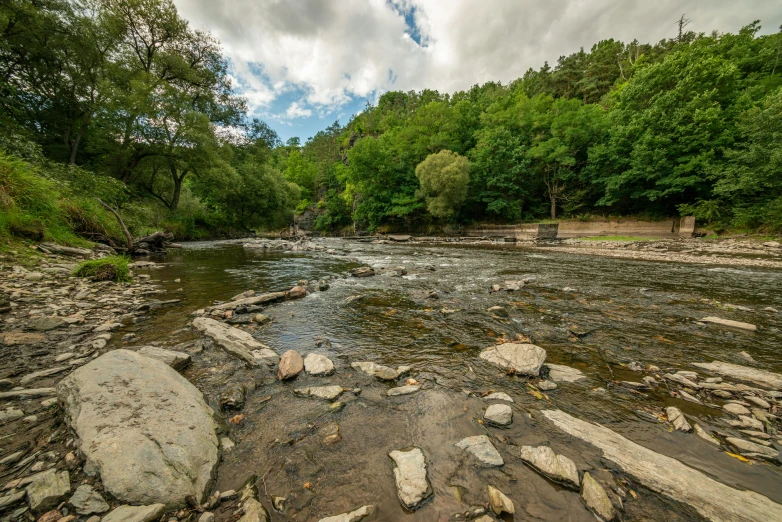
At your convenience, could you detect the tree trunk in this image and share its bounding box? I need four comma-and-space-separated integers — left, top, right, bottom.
170, 179, 181, 211
550, 195, 557, 220
68, 129, 84, 165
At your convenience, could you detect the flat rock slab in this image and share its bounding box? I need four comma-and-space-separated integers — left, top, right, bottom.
294, 385, 344, 401
479, 343, 546, 376
484, 392, 513, 402
304, 353, 335, 376
138, 346, 191, 370
545, 363, 586, 382
0, 387, 56, 400
2, 332, 47, 346
19, 367, 69, 386
387, 385, 420, 397
25, 469, 70, 512
692, 361, 782, 390
455, 435, 504, 467
581, 472, 615, 521
726, 437, 779, 459
484, 404, 513, 426
192, 317, 277, 367
318, 505, 375, 522
700, 316, 757, 331
58, 350, 218, 509
209, 291, 286, 312
388, 448, 431, 510
542, 409, 782, 521
102, 505, 166, 522
516, 445, 579, 489
69, 484, 109, 514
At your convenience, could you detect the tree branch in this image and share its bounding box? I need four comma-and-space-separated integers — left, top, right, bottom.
96, 199, 133, 252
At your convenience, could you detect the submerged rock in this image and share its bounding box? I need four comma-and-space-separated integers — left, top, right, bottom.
542, 409, 782, 521
387, 385, 420, 397
487, 485, 514, 515
545, 363, 586, 382
192, 317, 277, 366
726, 437, 779, 459
581, 472, 616, 521
692, 361, 782, 390
483, 404, 513, 426
350, 267, 375, 277
479, 343, 547, 376
303, 353, 335, 376
318, 505, 375, 522
516, 445, 579, 489
455, 435, 504, 467
278, 350, 304, 380
351, 361, 410, 381
294, 385, 344, 401
665, 407, 691, 432
58, 350, 218, 509
483, 392, 513, 402
389, 447, 431, 510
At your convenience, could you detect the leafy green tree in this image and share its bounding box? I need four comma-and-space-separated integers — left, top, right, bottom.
415, 150, 470, 220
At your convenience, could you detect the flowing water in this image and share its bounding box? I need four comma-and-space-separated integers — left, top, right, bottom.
128, 239, 782, 521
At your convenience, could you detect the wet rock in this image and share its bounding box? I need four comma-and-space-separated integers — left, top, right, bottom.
484, 392, 513, 402
303, 353, 334, 376
294, 385, 344, 401
321, 422, 341, 445
693, 424, 720, 445
236, 484, 269, 522
487, 306, 508, 318
25, 470, 70, 512
0, 387, 57, 400
209, 291, 286, 313
220, 388, 246, 411
542, 409, 782, 521
58, 350, 218, 509
68, 484, 109, 515
35, 509, 62, 522
726, 416, 764, 431
544, 363, 586, 382
137, 346, 191, 371
484, 404, 512, 426
664, 373, 700, 389
351, 361, 410, 381
479, 343, 547, 376
581, 472, 616, 521
198, 513, 214, 522
700, 317, 757, 331
455, 435, 504, 467
350, 267, 375, 278
723, 403, 751, 416
278, 350, 304, 380
387, 385, 420, 396
19, 367, 69, 386
252, 314, 270, 324
744, 395, 771, 409
192, 317, 278, 367
487, 485, 514, 515
318, 505, 375, 522
726, 438, 779, 459
537, 380, 557, 391
2, 332, 47, 345
693, 361, 782, 390
102, 505, 166, 522
0, 490, 26, 510
286, 286, 307, 299
388, 447, 431, 510
738, 351, 756, 363
516, 446, 579, 489
0, 407, 24, 422
665, 407, 691, 432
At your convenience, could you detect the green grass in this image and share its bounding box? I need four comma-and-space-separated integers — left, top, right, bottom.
73, 256, 132, 283
579, 235, 657, 241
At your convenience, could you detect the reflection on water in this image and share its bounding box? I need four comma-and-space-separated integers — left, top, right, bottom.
131, 239, 782, 520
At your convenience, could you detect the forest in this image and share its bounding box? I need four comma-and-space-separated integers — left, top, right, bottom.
2, 0, 782, 246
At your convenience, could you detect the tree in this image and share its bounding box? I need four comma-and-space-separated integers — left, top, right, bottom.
415, 150, 470, 220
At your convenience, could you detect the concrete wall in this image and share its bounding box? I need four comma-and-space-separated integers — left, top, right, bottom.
557, 219, 680, 238
465, 223, 559, 240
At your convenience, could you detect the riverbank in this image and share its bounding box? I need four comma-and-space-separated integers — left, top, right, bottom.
1, 238, 781, 521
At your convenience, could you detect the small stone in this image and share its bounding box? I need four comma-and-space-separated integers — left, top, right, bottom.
455, 435, 504, 467
219, 490, 237, 500
744, 396, 771, 409
20, 367, 69, 386
252, 314, 270, 324
665, 407, 691, 432
68, 484, 109, 515
487, 485, 514, 515
483, 392, 513, 402
220, 437, 235, 452
277, 350, 303, 380
726, 437, 779, 459
537, 380, 557, 391
294, 386, 343, 401
303, 353, 335, 376
317, 505, 375, 522
0, 407, 24, 422
516, 446, 579, 489
581, 472, 616, 521
723, 403, 751, 416
102, 504, 166, 522
198, 513, 214, 522
484, 404, 513, 426
36, 509, 63, 522
388, 448, 431, 510
25, 470, 70, 512
487, 306, 508, 318
286, 286, 307, 299
693, 424, 720, 445
479, 343, 547, 376
387, 385, 420, 397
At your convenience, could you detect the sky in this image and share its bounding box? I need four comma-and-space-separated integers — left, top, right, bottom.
172, 0, 782, 143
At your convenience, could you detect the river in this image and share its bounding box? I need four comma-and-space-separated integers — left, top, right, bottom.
128, 239, 782, 521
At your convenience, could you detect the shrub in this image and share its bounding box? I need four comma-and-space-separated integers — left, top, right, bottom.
73, 256, 132, 282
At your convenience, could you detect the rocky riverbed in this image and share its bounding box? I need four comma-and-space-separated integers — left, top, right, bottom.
1, 237, 781, 522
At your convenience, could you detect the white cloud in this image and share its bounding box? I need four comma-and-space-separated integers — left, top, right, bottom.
285, 101, 313, 119
174, 0, 782, 121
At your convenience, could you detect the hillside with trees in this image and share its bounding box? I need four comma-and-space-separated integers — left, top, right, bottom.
1, 0, 781, 246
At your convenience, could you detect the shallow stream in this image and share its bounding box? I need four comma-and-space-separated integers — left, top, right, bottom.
129, 239, 782, 521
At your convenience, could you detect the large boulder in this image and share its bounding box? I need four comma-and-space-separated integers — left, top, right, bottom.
479, 343, 547, 376
58, 350, 219, 509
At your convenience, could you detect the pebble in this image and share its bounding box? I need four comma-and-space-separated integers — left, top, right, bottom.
723, 403, 751, 416
483, 392, 513, 403
483, 404, 513, 426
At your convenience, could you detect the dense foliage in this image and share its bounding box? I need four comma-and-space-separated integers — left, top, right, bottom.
283, 22, 782, 233
1, 0, 781, 242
